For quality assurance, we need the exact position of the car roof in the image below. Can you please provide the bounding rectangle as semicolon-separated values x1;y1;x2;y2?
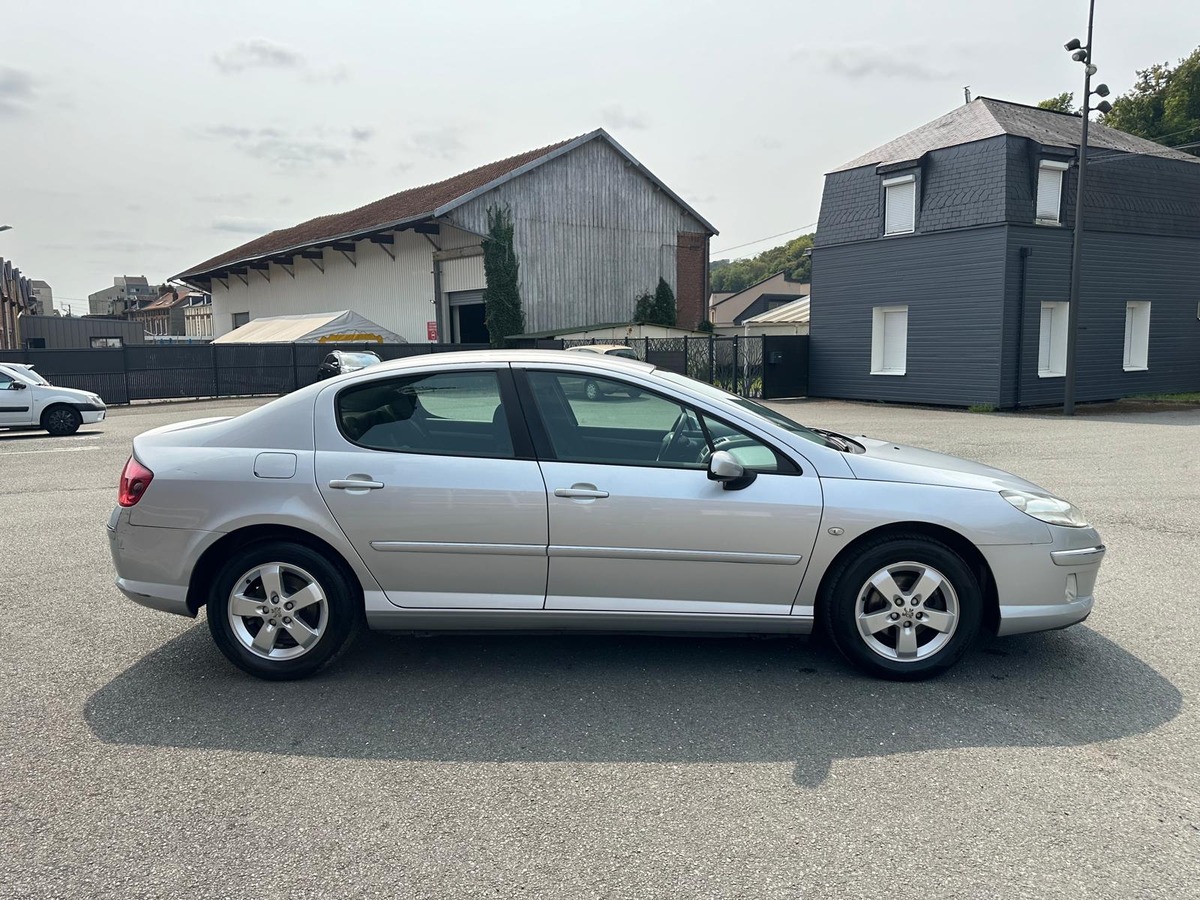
360;348;655;375
564;344;635;353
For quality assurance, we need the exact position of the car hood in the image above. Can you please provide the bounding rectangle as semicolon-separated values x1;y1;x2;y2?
44;384;101;403
843;436;1047;493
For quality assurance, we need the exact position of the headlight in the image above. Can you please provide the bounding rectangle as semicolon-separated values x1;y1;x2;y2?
89;394;104;406
1001;489;1089;528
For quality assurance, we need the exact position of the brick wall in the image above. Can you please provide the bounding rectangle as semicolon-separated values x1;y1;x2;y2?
675;231;708;329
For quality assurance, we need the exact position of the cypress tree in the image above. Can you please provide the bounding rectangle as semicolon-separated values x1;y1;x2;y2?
481;205;525;347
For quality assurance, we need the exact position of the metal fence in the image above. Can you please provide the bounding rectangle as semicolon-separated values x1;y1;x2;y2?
540;335;805;400
0;342;488;405
0;335;808;405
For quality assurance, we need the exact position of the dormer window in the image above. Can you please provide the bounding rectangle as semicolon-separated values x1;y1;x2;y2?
883;174;916;235
1036;160;1069;224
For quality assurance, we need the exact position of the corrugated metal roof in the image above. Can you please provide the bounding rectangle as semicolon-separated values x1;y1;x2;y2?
742;297;810;324
833;97;1200;172
177;130;717;282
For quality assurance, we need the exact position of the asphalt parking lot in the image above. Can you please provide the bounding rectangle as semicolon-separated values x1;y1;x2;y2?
2;396;1197;899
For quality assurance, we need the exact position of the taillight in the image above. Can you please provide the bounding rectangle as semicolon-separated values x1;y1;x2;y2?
118;456;154;507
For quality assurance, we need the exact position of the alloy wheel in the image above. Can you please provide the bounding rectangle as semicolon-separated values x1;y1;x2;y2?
854;560;960;662
227;562;329;660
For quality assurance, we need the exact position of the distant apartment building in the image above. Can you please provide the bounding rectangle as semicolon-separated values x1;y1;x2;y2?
29;280;53;316
127;288;212;336
87;275;162;317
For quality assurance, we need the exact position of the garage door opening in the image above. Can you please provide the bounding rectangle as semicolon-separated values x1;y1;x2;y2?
449;290;489;344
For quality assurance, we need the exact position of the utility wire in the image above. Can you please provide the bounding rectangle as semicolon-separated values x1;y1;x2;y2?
712;222;818;257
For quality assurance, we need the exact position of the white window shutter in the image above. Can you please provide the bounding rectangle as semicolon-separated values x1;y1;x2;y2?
871;306;908;374
884;179;916;235
1036;162;1067;223
882;310;907;371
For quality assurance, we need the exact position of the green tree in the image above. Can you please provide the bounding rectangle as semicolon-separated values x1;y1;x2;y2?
1101;47;1200;156
1038;92;1077;114
651;277;677;327
708;233;814;293
632;278;678;327
481;205;525;347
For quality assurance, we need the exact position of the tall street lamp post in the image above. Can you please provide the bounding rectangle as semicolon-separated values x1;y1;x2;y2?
1061;0;1113;415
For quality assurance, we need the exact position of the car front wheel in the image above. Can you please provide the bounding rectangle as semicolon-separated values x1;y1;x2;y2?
206;541;360;680
43;405;82;436
584;379;603;401
821;534;982;680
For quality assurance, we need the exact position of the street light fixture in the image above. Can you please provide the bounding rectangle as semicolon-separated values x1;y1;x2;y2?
1061;0;1109;416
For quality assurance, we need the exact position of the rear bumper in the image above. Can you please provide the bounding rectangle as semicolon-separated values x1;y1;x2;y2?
107;507;215;618
115;577;193;617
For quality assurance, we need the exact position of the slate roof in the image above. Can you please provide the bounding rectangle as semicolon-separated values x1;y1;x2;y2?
178;129;717;282
833;97;1200;172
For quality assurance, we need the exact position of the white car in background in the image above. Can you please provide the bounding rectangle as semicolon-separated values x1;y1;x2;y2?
563;344;642;400
0;363;106;436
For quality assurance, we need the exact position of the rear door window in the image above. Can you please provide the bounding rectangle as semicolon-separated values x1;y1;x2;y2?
337;370;514;458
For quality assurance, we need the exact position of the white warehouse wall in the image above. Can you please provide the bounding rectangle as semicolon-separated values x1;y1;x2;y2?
209;227;485;341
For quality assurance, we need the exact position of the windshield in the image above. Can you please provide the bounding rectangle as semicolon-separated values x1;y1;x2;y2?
2;366;49;386
606;348;638;359
655;370;828;446
338;352;380;368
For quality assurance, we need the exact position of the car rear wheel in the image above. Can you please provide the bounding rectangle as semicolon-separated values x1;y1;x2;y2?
584;379;603;401
43;405;82;436
821;535;982;680
206;541;360;680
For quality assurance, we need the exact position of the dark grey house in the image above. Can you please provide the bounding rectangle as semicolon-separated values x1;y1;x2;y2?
809;97;1200;407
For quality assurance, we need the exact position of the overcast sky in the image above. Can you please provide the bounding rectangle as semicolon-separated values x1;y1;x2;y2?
3;0;1198;309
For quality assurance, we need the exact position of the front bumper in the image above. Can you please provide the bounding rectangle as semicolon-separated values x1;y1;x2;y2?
983;530;1105;636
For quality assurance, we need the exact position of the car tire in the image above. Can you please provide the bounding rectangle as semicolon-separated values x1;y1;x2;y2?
584;379;603;401
206;541;362;680
42;405;82;436
820;534;982;680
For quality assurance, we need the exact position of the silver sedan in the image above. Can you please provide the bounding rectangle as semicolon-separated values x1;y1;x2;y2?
107;350;1104;681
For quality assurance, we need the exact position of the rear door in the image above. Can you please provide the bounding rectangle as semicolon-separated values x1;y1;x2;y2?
517;367;823;615
314;364;549;609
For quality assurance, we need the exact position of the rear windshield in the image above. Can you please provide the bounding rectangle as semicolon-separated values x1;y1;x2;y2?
3;366;48;386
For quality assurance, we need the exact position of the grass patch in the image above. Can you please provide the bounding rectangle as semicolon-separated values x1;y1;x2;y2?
967;403;997;413
1128;392;1200;403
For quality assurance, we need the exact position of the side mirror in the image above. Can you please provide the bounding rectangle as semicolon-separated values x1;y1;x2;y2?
707;450;757;491
11;381;27;390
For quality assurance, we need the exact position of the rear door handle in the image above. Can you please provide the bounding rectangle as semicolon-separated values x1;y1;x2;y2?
328;478;385;490
554;487;610;499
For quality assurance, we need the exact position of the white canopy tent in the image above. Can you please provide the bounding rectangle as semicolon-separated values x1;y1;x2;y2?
212;310;407;344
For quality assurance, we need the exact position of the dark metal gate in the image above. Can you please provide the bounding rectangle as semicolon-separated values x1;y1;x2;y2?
761;335;809;399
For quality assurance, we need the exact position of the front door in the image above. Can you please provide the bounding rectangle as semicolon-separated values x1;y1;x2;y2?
519;369;823;615
314;366;548;609
0;371;33;427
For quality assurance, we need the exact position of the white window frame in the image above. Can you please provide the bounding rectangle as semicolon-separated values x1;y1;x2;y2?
1036;160;1069;225
1038;301;1069;378
882;174;916;236
1123;301;1150;371
871;305;908;376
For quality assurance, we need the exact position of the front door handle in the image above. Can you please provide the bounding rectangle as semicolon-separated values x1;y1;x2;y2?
554;486;609;500
328;478;385;491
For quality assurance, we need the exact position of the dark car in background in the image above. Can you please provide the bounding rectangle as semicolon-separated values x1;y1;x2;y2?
316;350;382;381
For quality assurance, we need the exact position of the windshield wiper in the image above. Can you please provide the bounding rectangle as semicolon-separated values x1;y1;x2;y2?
812;428;860;453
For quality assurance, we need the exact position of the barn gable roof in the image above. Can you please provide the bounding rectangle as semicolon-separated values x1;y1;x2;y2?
177;129;716;282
